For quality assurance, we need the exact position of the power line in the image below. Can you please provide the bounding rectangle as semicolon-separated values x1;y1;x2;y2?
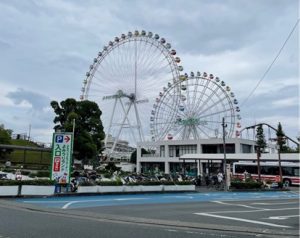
240;18;300;107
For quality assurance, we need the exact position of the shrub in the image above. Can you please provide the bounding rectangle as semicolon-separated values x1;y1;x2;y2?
78;180;95;186
230;180;263;189
175;181;193;185
20;180;55;186
0;180;20;186
2;168;15;173
103;172;111;178
0;179;55;186
21;170;31;176
138;181;162;186
97;181;123;186
126;182;140;186
36;171;50;177
161;181;175;185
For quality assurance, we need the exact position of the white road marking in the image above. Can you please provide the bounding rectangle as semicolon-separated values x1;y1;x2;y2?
114;198;150;201
162;196;194;199
204;207;298;214
267;215;300;220
194;213;291;228
252;202;299;205
23;200;74;203
213;201;266;210
62;198;149;209
166;229;178;232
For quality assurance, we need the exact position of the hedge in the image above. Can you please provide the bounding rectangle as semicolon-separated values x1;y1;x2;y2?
230;181;263;189
97;181;123;186
0;179;55;186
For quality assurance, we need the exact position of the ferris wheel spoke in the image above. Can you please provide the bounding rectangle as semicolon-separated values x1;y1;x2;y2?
191;78;211;113
196;94;229;118
193;83;220;115
192;125;201;139
196;124;214;138
198;108;233;120
171;125;185;139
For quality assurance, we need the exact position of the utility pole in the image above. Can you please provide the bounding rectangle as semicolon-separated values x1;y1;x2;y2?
222;117;228;191
28;124;31;141
72;118;76;135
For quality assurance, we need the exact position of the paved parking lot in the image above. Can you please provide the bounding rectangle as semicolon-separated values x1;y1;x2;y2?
14;190;299;237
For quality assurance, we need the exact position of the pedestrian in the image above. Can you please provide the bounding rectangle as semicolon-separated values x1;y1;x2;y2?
205;174;210;187
243;170;249;181
217;171;223;184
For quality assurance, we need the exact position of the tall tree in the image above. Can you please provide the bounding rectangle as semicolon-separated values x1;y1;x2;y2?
130;148;150;164
51;99;105;165
0;124;13;159
276;122;288;152
256;124;266;152
255;124;266;181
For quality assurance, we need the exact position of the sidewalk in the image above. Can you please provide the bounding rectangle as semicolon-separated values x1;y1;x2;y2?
195;185;300;193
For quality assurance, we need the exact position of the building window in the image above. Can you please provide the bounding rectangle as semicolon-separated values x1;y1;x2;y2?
160;145;165;157
169;145;197;157
241;144;252;153
202;145;218;153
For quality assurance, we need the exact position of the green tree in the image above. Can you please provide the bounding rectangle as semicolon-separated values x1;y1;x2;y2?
0;124;13;159
130;148;150;164
276;122;289;153
256;124;266;152
51;99;105;165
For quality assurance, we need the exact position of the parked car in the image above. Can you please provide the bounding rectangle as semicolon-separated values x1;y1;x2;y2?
0;173;8;180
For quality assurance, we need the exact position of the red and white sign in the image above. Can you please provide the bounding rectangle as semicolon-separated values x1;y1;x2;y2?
53;157;61;172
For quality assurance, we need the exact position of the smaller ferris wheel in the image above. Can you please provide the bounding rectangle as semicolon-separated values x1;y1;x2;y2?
150;71;242;141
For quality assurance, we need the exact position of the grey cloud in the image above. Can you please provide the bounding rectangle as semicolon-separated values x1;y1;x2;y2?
112;0;297;55
0;39;11;50
241;85;298;122
49;53;91;73
6;88;51;110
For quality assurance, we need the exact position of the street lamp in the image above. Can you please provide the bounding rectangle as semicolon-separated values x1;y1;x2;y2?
222;117;228;191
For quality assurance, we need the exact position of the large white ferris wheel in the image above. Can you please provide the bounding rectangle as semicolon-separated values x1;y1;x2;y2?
150;71;242;141
80;30;182;152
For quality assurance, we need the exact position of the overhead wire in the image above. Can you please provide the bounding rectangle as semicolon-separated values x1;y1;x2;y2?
240;18;300;107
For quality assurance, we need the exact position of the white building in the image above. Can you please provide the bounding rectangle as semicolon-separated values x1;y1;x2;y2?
101;134;136;162
105;134;135;153
136;138;298;176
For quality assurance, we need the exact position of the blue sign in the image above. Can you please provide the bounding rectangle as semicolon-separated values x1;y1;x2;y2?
55;135;64;143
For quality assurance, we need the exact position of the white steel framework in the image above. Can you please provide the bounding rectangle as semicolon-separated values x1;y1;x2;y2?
80;30;182;153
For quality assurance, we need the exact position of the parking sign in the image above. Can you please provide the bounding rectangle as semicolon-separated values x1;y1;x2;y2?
50;132;73;183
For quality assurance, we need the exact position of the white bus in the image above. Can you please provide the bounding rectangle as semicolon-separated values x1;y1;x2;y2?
232;162;300;186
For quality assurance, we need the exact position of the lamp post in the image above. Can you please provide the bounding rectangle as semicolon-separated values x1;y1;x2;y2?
222;117;228;191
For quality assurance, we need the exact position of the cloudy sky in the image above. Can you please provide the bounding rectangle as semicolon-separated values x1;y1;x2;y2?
0;0;298;145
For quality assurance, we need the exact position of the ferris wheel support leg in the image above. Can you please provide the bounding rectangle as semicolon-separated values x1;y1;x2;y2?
119;99;137;144
104;97;118;147
133;101;144;142
111;102;133;153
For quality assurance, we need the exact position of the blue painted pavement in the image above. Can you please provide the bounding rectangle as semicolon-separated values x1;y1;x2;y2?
15;191;299;209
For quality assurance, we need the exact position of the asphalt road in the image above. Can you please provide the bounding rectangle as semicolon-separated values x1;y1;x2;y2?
0;190;299;238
